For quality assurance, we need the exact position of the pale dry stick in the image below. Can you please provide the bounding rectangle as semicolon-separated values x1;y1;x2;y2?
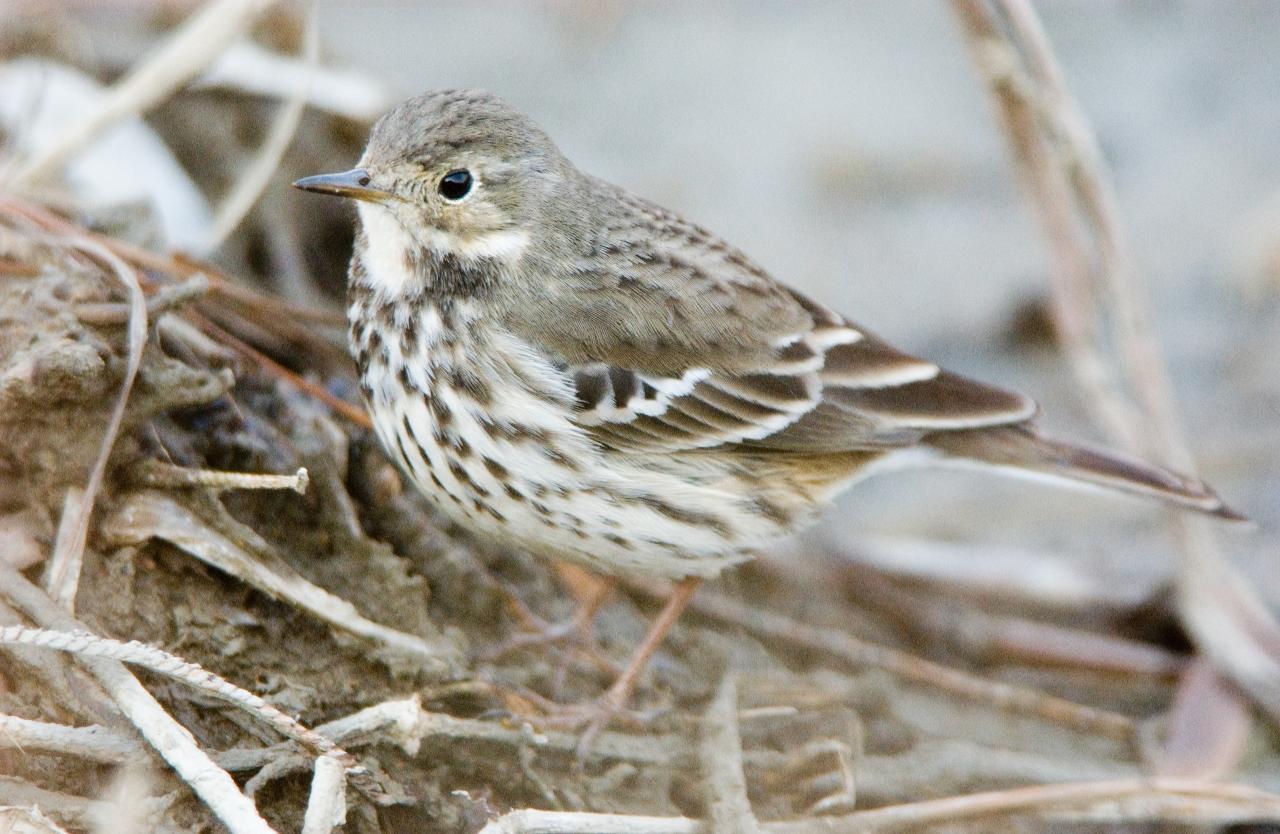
201;10;318;254
5;0;280;189
628;579;1137;741
300;755;348;834
952;0;1280;739
102;490;457;672
700;676;759;834
131;460;309;494
0;624;357;769
0;559;278;834
0;778;110;832
476;810;700;834
41;235;147;613
0;714;142;764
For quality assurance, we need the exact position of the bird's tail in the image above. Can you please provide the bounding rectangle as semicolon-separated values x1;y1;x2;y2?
925;425;1244;520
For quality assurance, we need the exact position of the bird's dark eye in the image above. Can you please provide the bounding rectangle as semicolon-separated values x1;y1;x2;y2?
438;169;473;201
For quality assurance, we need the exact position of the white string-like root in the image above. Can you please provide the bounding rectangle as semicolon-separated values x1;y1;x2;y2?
0;624;355;770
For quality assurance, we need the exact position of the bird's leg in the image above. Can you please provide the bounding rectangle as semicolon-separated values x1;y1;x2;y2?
539;576;704;754
596;576;702;713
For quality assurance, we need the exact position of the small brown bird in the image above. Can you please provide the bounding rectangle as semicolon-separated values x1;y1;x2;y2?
296;89;1236;729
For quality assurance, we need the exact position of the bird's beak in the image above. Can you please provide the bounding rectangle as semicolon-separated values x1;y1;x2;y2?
292;168;391;203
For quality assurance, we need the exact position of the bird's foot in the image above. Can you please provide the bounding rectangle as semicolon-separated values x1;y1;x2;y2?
534;685;655;760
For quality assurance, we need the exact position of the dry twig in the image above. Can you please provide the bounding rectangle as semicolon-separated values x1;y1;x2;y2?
0;714;141;764
474;776;1280;834
300;754;348;834
130;460;309;494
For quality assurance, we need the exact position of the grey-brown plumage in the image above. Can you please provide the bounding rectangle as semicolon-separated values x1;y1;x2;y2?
296;88;1237;585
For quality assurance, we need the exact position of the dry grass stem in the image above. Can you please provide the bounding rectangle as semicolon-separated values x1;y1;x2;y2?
766;778;1280;833
475;775;1280;834
41;234;147;614
45;488;85;612
632;579;1135;741
218;696;686;774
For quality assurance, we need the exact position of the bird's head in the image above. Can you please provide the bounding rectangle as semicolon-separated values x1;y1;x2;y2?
295;89;573;268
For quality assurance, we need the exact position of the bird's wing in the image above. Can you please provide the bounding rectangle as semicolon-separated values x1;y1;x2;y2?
503;181;1036;454
561;297;1037;453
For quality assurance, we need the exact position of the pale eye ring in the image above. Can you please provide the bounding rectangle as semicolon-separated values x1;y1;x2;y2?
438;169;473;201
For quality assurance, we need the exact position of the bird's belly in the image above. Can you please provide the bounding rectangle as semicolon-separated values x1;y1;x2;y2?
360;358;788;579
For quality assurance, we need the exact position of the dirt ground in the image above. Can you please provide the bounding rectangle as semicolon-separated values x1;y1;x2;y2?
0;4;1278;834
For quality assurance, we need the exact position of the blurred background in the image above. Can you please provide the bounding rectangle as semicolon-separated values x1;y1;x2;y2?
2;2;1278;828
